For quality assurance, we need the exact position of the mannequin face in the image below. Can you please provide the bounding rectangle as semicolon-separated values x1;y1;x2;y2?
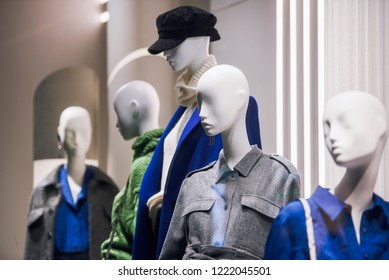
163;37;209;72
114;100;139;141
198;87;241;136
58;107;92;158
197;65;248;136
323;92;387;168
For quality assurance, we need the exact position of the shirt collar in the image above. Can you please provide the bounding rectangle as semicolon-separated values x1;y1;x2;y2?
310;186;348;221
216;150;234;182
234;145;262;177
59;165;93;207
312;186;389;223
371;193;389;224
216;145;262;182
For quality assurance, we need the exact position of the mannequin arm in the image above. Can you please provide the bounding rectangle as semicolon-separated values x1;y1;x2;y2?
100;188;133;259
264;201;309;260
101;156;149;259
147;191;164;235
283;173;301;203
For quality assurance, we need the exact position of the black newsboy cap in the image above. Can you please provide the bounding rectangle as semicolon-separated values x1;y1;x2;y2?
148;6;220;55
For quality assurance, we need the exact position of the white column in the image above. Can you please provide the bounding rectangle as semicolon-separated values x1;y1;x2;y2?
277;0;321;197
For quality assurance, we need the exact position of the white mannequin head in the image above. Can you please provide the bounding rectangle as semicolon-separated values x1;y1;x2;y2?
113;80;160;141
163;36;210;74
57;106;92;158
197;65;249;136
323;91;388;169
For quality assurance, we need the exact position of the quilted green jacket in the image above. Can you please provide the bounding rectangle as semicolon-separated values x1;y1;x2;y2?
101;128;164;259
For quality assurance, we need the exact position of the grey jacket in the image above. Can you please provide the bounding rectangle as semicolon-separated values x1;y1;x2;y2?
159;146;301;260
24;165;119;260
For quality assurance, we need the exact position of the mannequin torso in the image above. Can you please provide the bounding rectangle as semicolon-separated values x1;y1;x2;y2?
159;65;300;260
101;81;163;259
25;106;119;260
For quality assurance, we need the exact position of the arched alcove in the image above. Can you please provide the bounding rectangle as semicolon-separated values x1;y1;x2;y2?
33;66;100;185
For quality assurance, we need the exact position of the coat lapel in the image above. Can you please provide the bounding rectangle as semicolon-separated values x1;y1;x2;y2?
177;107;201;149
142;106;187;192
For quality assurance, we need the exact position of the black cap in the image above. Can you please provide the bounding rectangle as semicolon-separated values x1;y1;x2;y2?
148;6;220;55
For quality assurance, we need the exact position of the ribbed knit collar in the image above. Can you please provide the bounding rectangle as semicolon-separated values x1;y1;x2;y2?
175;55;217;107
132;128;164;160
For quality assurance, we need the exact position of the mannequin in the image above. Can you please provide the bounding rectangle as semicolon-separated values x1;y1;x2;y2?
57;107;91;201
25;106;118;260
265;91;389;260
159;65;300;260
326;92;387;243
146;36;216;228
100;81;163;259
133;6;262;260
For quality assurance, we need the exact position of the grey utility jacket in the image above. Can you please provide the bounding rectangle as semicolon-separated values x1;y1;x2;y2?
24;165;118;260
159;146;301;260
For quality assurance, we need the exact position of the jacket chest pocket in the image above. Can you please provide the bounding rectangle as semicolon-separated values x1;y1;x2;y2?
237;195;280;258
182;199;215;242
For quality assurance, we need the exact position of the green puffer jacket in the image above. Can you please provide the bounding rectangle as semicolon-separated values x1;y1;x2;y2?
101;128;164;259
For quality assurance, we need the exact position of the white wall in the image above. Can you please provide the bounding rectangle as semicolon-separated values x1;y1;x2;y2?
0;0;108;259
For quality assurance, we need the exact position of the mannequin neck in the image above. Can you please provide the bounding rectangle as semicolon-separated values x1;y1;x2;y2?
334;145;384;211
138;119;160;137
221;117;251;169
187;46;210;76
335;166;376;212
334;156;380;244
65;153;87;186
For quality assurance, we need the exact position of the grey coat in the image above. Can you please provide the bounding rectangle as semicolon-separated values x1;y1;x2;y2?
159;146;301;260
24;165;119;260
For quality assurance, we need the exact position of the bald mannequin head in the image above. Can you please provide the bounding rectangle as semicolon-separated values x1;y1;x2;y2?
323;91;388;169
58;106;92;158
197;65;249;136
114;80;160;140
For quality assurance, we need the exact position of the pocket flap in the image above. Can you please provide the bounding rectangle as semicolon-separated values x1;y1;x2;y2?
27;208;44;227
182;199;215;217
241;195;279;219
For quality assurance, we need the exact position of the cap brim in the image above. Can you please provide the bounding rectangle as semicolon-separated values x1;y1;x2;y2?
148;38;186;55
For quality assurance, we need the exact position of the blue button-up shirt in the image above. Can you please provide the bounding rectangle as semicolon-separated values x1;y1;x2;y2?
265;186;389;260
54;166;93;253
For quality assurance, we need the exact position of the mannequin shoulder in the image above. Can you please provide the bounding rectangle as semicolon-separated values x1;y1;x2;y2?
131;154;153;171
275;199;306;224
179;161;218;200
267;153;299;175
88;165;119;192
185;161;217;179
34;165;62;190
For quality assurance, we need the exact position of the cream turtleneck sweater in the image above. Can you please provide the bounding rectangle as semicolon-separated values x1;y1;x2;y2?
147;55;217;224
160;55;217;194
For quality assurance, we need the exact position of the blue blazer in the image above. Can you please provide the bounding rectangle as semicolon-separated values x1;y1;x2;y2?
132;96;262;259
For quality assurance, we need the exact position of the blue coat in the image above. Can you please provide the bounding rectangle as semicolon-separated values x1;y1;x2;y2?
132;96;262;259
